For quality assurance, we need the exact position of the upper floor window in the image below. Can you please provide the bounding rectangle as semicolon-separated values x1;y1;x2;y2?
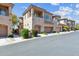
44;14;51;21
0;8;6;16
34;10;43;18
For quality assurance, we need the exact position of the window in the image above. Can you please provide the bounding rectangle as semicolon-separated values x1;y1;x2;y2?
44;14;51;21
0;8;6;16
34;11;43;18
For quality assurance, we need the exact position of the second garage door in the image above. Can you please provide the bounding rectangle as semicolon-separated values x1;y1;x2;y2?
34;25;41;33
0;24;8;37
44;27;53;33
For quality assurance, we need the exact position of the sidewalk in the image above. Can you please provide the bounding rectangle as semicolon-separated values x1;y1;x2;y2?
38;31;74;37
0;31;75;46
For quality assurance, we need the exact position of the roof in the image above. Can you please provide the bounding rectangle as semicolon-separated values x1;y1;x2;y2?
19;17;23;20
0;3;14;8
52;15;61;18
61;18;68;20
68;20;75;22
23;4;53;15
60;18;75;22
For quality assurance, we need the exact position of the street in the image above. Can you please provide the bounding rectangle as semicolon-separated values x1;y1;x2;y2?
0;31;79;56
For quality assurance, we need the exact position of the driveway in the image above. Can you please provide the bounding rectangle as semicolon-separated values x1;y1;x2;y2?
0;31;79;56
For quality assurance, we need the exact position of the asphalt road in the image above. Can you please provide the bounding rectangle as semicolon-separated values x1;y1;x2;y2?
0;31;79;56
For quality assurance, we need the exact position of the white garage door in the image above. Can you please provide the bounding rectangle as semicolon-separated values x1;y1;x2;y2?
0;24;8;37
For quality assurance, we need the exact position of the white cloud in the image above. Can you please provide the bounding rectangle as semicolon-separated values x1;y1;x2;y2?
53;5;79;23
74;10;79;16
51;3;60;6
75;19;79;23
76;4;79;8
59;7;73;12
53;6;73;16
21;6;27;10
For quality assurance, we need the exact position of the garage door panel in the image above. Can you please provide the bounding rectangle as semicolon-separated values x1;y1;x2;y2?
0;24;8;37
44;27;53;33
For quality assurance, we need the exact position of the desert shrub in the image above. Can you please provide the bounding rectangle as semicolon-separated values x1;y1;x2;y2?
20;28;29;39
8;34;14;38
32;30;38;37
40;32;47;35
52;31;56;33
63;25;70;31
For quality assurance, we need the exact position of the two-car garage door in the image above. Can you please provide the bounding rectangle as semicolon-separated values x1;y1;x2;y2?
0;24;8;37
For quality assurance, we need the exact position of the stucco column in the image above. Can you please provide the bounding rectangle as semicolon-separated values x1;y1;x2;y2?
41;11;44;32
53;18;57;31
31;8;34;30
31;8;34;17
8;7;12;35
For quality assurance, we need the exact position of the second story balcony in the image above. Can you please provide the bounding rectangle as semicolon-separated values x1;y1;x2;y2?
33;16;44;26
0;16;11;25
59;18;68;25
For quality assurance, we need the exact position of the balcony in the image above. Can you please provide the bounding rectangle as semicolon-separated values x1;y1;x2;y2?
0;16;11;25
33;16;44;26
59;20;67;25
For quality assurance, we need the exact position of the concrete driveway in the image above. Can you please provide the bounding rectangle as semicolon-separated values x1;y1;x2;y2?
0;31;79;56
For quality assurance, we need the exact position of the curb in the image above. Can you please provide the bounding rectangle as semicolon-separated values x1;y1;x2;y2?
0;31;74;46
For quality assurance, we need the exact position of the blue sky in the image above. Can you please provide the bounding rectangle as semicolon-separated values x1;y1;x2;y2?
12;3;79;23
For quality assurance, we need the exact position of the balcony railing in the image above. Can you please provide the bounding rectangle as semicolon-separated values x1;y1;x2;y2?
0;16;11;25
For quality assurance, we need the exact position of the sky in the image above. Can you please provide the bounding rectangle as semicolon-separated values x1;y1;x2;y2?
12;3;79;23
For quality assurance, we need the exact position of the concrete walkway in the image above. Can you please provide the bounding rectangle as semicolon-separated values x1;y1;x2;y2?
0;31;74;46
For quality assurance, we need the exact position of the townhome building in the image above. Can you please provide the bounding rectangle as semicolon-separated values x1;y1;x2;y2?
0;3;13;37
60;18;75;31
60;18;68;25
23;4;75;33
23;4;54;33
67;20;75;30
52;15;62;32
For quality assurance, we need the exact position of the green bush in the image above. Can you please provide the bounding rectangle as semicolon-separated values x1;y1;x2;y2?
75;24;79;30
52;31;56;33
32;30;38;37
40;32;47;35
8;34;14;38
63;25;70;31
20;28;29;39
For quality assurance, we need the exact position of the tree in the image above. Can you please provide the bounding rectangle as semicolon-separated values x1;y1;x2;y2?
11;14;19;34
12;14;18;25
75;24;79;30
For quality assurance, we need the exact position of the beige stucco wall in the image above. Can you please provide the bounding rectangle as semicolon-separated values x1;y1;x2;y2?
0;16;12;35
32;16;44;32
23;14;32;30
